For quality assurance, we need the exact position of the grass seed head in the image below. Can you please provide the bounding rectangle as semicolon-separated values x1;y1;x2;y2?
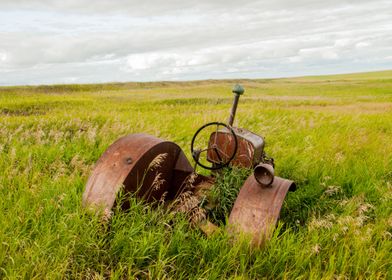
148;153;168;171
152;172;165;191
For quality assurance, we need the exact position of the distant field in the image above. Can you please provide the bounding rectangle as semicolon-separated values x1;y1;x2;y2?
0;71;391;279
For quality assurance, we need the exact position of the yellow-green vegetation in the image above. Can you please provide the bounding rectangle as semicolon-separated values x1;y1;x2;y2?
0;70;391;279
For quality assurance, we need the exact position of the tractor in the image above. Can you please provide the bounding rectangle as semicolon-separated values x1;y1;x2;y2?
82;85;296;246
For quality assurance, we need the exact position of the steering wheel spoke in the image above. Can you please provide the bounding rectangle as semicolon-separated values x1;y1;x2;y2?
215;146;230;159
213;147;224;163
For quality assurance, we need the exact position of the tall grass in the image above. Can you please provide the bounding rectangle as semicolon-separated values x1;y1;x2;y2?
0;71;391;279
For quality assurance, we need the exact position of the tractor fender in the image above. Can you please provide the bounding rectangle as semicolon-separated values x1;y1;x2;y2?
228;175;296;246
82;133;193;212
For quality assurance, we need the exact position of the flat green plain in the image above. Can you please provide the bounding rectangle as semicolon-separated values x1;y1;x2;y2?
0;70;391;279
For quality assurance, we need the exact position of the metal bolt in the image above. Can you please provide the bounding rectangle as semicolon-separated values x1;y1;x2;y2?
125;157;133;164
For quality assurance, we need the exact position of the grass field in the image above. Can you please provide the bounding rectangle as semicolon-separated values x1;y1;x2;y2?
0;70;391;279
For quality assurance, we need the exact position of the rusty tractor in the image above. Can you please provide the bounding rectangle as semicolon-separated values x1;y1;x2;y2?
82;84;296;246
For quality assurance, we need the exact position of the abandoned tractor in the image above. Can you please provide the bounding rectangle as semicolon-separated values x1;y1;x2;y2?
82;85;296;246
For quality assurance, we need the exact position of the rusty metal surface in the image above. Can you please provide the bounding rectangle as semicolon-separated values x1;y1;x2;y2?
228;93;240;126
228;175;296;246
207;130;236;165
82;133;193;211
232;127;264;167
207;128;264;168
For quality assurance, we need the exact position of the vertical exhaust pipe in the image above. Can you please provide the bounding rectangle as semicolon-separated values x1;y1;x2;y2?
228;84;244;126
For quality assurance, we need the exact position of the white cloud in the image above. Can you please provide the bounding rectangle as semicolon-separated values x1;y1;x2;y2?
288;56;302;63
356;42;371;49
0;51;7;62
0;0;391;85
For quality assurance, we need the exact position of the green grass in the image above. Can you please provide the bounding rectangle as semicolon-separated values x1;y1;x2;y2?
0;70;391;279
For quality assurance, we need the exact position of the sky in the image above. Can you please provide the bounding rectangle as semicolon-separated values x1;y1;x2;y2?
0;0;391;86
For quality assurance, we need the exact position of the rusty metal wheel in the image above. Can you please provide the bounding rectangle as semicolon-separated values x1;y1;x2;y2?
83;134;193;212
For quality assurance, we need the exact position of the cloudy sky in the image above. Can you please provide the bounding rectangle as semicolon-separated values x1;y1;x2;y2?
0;0;391;85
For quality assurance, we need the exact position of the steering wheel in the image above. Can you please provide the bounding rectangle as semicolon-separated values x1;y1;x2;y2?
191;122;238;170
